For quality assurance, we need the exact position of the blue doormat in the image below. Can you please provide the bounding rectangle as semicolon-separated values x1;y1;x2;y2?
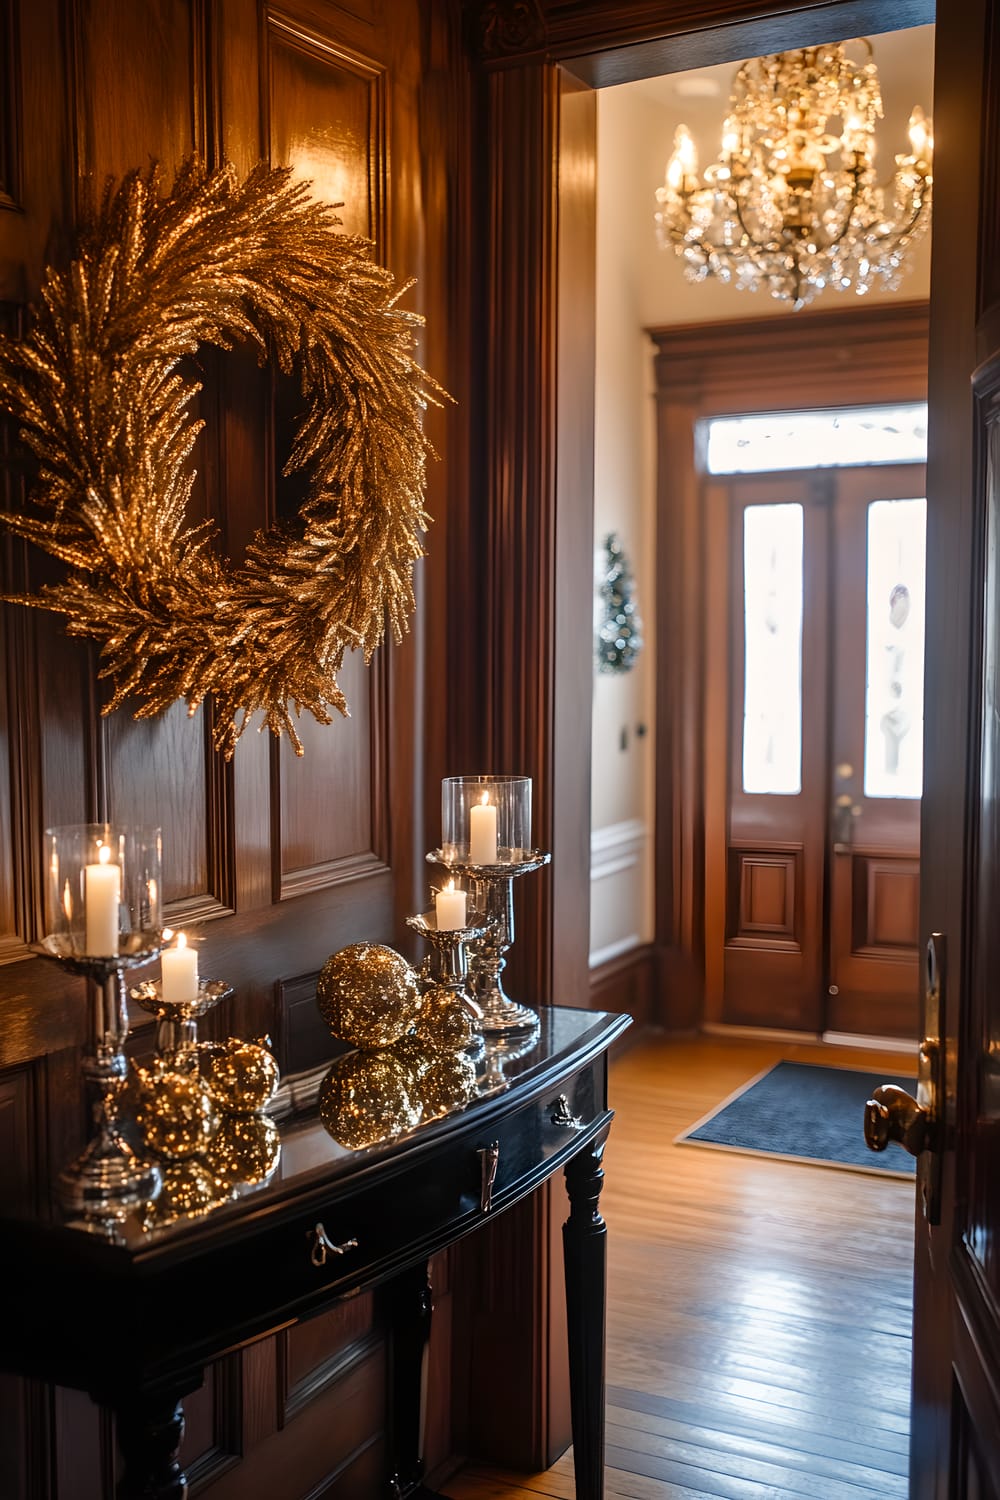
677;1060;917;1178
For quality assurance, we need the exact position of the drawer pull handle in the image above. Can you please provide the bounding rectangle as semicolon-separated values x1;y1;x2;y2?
550;1094;583;1129
479;1142;500;1213
309;1223;358;1268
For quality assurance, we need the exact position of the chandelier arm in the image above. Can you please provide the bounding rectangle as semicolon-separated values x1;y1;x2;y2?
856;185;931;250
821;164;865;251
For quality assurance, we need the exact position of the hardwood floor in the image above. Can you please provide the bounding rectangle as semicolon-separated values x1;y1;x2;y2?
448;1032;917;1500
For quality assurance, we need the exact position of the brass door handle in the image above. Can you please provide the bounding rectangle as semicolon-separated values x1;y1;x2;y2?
864;1084;931;1157
861;933;946;1223
832;794;862;853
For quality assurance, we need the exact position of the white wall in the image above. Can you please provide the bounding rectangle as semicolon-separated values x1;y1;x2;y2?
588;28;934;967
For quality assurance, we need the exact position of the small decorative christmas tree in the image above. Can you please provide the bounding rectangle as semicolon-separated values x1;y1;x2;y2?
596;533;643;674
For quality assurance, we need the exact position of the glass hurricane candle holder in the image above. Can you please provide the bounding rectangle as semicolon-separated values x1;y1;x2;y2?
36;824;165;1235
43;823;163;959
441;775;532;864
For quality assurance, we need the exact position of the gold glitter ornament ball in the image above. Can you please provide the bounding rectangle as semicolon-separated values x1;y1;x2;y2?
414;987;478;1055
205;1113;281;1189
136;1070;219;1159
318;1048;419;1150
393;1033;431;1082
316;944;422;1048
142;1160;221;1229
415;1050;479;1118
208;1038;280;1113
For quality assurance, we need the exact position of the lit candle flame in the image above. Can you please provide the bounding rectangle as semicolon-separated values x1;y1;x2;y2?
479;791;490;806
97;844;111;867
175;931;187;951
666;124;697;191
445;877;455;894
908;106;931;159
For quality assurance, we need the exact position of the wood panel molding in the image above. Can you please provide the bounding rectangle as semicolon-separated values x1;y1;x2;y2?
181;1359;242;1492
852;854;920;954
951;1243;1000;1492
0;1063;36;1212
0;542;39;964
283;1321;381;1424
728;847;799;947
979;3;1000;323
0;0;22;212
588;942;657;1031
478;59;556;1007
68;0;212;190
649;301;930;409
471;0;545;61
275;655;391;903
468;0;935;81
263;5;387;251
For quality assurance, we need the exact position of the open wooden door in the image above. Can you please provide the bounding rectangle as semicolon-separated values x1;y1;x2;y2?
871;1;1000;1493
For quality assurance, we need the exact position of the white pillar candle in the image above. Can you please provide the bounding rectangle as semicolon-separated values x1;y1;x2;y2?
84;845;121;955
469;792;498;864
435;878;467;931
161;932;199;1005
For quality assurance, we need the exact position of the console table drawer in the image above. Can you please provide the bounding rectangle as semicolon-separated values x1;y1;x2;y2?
260;1059;604;1313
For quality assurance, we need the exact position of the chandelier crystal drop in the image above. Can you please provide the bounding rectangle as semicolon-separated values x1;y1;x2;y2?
654;40;933;310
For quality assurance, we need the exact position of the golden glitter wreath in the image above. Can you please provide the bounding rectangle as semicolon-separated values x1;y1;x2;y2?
0;158;441;756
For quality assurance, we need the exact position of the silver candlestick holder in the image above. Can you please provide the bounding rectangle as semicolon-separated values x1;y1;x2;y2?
35;938;165;1233
129;977;234;1073
405;909;488;1036
426;850;551;1033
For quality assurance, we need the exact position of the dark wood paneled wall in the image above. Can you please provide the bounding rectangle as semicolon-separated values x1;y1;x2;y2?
0;0;471;1492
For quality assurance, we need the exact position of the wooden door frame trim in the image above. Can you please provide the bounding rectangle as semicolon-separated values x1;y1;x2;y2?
647;300;929;1027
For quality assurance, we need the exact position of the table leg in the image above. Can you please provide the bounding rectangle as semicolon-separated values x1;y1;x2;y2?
385;1258;434;1499
563;1128;611;1500
115;1390;189;1499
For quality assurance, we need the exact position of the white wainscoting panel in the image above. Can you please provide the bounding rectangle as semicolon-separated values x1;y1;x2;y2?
589;818;650;968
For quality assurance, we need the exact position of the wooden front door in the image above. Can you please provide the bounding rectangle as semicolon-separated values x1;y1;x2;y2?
717;459;925;1038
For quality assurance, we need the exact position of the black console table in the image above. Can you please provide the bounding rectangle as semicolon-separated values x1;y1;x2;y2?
1;1006;630;1499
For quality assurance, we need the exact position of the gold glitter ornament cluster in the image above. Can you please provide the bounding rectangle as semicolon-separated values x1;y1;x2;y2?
0;157;442;757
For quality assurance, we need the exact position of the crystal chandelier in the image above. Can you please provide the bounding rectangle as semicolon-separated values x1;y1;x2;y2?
654;40;933;309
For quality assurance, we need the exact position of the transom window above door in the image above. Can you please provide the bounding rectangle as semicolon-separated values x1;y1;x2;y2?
703;402;928;474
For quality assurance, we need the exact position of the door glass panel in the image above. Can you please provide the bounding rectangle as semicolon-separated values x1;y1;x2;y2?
742;503;803;795
864;497;926;799
706;403;928;474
